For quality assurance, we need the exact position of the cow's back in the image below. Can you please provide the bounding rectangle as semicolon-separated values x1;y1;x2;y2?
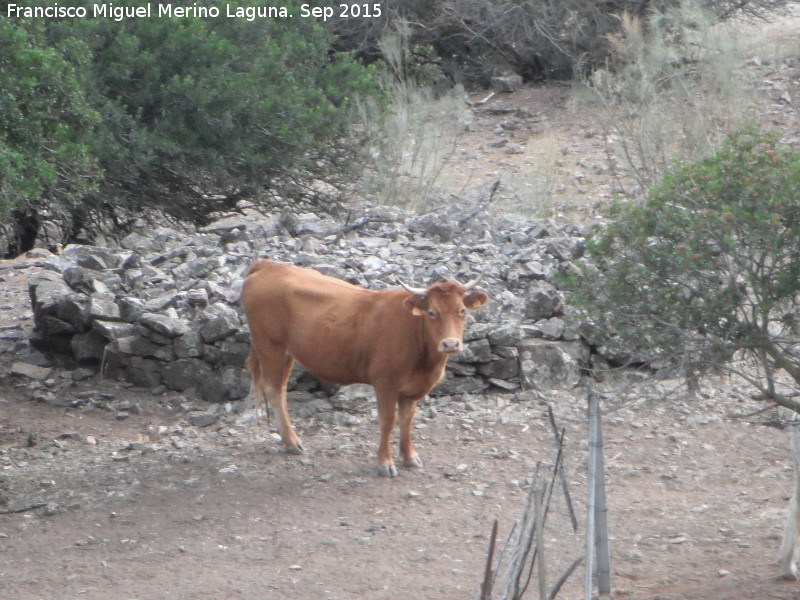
241;260;399;384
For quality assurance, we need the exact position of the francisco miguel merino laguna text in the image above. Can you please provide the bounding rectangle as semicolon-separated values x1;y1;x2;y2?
4;3;363;21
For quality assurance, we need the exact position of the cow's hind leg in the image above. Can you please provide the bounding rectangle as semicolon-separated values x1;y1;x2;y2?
247;344;303;454
398;397;423;469
245;354;270;429
375;388;398;477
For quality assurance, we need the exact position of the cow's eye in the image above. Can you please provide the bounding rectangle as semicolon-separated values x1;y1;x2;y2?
459;308;467;318
427;309;438;319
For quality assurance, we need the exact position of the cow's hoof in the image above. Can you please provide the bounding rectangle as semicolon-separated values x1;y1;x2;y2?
286;442;304;455
378;465;398;478
404;457;423;469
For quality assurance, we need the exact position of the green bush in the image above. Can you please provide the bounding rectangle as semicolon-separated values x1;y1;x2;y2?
2;0;380;253
567;127;800;411
0;17;99;253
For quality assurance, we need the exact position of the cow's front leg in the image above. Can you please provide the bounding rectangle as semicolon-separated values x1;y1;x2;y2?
260;351;303;454
398;397;422;469
267;383;304;454
375;390;398;477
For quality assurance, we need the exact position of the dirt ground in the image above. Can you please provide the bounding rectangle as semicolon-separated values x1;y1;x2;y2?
4;14;800;598
3;217;800;600
1;274;798;600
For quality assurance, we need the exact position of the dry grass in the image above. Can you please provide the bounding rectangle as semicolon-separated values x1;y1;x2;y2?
573;0;768;196
352;24;472;211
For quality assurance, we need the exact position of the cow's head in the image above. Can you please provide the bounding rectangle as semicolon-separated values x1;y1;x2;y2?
401;276;489;354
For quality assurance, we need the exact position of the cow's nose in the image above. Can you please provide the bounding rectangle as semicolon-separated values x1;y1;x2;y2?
439;338;462;354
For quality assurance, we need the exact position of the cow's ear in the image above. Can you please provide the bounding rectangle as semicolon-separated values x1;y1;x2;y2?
464;290;489;310
403;295;428;316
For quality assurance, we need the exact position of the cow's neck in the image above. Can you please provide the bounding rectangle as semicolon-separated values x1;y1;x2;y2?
414;323;449;374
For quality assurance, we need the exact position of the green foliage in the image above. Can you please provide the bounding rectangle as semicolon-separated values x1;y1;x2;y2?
567;127;800;410
0;18;99;233
65;0;378;222
1;1;380;252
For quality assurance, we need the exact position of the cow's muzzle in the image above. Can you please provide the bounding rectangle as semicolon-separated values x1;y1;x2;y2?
439;338;462;354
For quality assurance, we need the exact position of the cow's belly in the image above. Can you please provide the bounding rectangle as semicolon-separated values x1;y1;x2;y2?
288;346;371;387
286;339;447;399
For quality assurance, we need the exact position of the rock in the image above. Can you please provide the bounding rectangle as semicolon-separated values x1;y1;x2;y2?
534;317;565;340
488;378;520;391
455;339;493;363
216;341;249;367
408;213;455;242
433;375;489;396
544;236;585;261
198;305;240;343
139;312;190;338
488;323;523;346
28;271;88;332
61;244;123;269
62;266;103;294
71;367;97;381
174;331;204;358
185;288;209;308
517;339;587;390
524;282;562;320
125;357;163;388
162;358;226;402
71;330;108;362
478;357;520;380
221;367;251;400
109;336;174;361
189;410;219;427
162;358;214;392
118;297;145;322
330;384;372;411
92;320;141;341
10;362;52;381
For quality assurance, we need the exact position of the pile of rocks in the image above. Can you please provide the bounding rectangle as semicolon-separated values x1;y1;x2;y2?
26;203;590;404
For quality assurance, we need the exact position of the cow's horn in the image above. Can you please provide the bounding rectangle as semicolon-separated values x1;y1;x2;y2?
462;273;483;291
398;280;427;296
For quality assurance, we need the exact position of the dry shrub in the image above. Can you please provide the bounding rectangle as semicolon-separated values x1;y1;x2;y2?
329;0;792;86
353;23;472;210
578;0;767;195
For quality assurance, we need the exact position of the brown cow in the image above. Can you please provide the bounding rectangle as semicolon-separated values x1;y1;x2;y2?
241;259;489;477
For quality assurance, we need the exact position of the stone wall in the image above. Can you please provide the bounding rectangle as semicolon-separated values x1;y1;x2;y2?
27;204;590;403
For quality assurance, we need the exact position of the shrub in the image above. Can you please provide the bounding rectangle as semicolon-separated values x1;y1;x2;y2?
566;127;800;412
578;0;763;196
2;0;381;253
330;0;791;86
0;18;99;254
352;23;472;210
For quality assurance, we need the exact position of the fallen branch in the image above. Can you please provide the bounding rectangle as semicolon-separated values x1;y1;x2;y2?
548;556;584;600
0;261;47;272
469;91;496;107
0;502;47;515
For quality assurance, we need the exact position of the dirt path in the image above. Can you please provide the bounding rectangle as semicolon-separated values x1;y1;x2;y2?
1;365;797;600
